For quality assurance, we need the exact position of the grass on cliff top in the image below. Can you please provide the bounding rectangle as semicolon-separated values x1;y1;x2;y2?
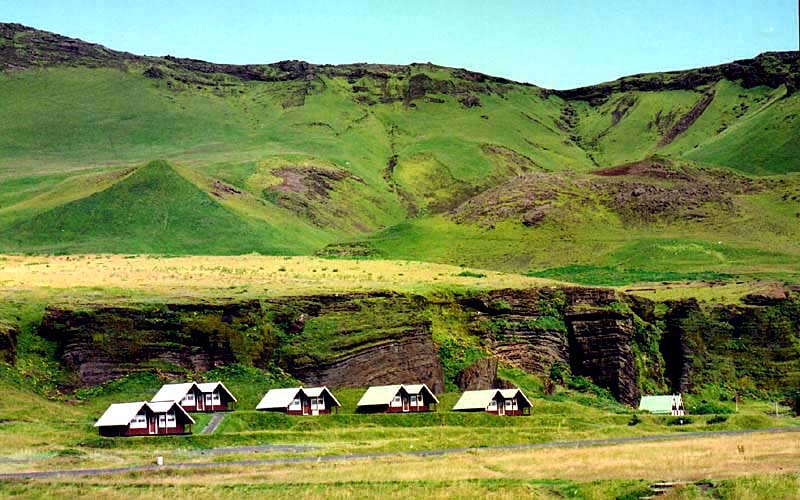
0;254;559;302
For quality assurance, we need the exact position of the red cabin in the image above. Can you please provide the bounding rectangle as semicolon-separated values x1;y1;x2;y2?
151;381;237;412
94;401;194;437
452;388;532;416
356;384;439;414
256;386;341;415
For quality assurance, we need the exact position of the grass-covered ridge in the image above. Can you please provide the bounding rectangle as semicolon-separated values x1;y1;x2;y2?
1;24;799;280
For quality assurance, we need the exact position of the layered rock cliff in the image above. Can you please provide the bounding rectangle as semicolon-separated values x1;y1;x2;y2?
19;286;800;405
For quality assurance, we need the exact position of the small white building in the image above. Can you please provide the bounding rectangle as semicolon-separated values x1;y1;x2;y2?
94;401;194;437
151;381;237;412
638;394;686;416
256;386;341;415
356;384;439;413
452;388;532;416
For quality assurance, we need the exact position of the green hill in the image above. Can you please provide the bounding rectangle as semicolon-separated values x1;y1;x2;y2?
0;160;327;254
0;23;799;282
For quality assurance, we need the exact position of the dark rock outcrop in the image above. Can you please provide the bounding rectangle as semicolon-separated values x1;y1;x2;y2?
552;51;799;104
566;308;640;406
455;358;503;390
275;293;445;392
37;302;269;385
0;322;17;364
297;330;445;393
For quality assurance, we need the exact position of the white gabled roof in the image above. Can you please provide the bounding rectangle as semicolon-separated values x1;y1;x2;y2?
197;381;237;402
303;386;342;407
404;384;439;403
94;401;195;427
151;382;197;403
357;385;403;406
94;401;148;427
256;387;302;410
452;390;499;411
499;388;532;407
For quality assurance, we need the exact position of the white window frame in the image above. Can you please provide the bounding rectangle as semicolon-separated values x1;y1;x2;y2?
130;413;147;429
487;401;497;411
182;393;195;404
212;391;221;403
504;399;513;410
166;411;177;428
391;395;402;407
158;414;167;428
290;398;301;410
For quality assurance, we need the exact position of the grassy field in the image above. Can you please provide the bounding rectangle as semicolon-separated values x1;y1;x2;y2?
1;430;798;499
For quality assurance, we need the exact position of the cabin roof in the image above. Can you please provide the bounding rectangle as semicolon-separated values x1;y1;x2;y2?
151;382;198;403
403;384;439;403
256;387;302;410
639;394;683;413
196;381;237;402
452;388;530;411
94;401;195;427
256;386;343;410
500;388;532;407
151;381;237;403
302;386;342;407
357;385;403;406
452;389;500;410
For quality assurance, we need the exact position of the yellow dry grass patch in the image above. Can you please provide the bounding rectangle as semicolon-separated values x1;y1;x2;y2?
28;430;800;486
624;280;783;304
0;254;559;300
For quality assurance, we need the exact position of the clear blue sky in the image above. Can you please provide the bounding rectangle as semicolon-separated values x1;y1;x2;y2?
2;0;797;89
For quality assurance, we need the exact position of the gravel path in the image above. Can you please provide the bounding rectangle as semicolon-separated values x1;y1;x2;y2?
1;426;798;480
199;413;227;435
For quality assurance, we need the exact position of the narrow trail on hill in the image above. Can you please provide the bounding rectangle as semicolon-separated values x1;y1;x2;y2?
1;426;798;480
200;413;227;435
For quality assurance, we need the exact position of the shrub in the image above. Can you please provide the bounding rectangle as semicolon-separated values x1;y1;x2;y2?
628;413;642;426
667;416;693;426
457;270;486;278
691;401;734;415
707;415;728;425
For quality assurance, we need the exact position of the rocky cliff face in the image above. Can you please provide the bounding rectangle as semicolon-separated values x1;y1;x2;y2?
24;286;800;405
0;321;17;364
37;301;269;385
271;293;445;392
661;295;800;394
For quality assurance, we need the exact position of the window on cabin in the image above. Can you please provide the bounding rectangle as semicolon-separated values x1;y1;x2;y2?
130;413;147;429
182;393;194;403
410;395;417;406
290;398;301;409
392;395;402;407
504;400;513;410
487;401;497;410
166;411;176;428
212;392;220;402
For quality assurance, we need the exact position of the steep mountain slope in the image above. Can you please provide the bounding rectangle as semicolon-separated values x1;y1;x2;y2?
0;23;799;279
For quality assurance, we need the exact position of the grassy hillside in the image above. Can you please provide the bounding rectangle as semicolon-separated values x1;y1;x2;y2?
0;24;799;282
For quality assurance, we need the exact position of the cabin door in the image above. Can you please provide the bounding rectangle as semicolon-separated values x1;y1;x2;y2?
197;394;204;411
148;415;158;435
303;398;310;416
402;396;410;412
498;401;505;416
